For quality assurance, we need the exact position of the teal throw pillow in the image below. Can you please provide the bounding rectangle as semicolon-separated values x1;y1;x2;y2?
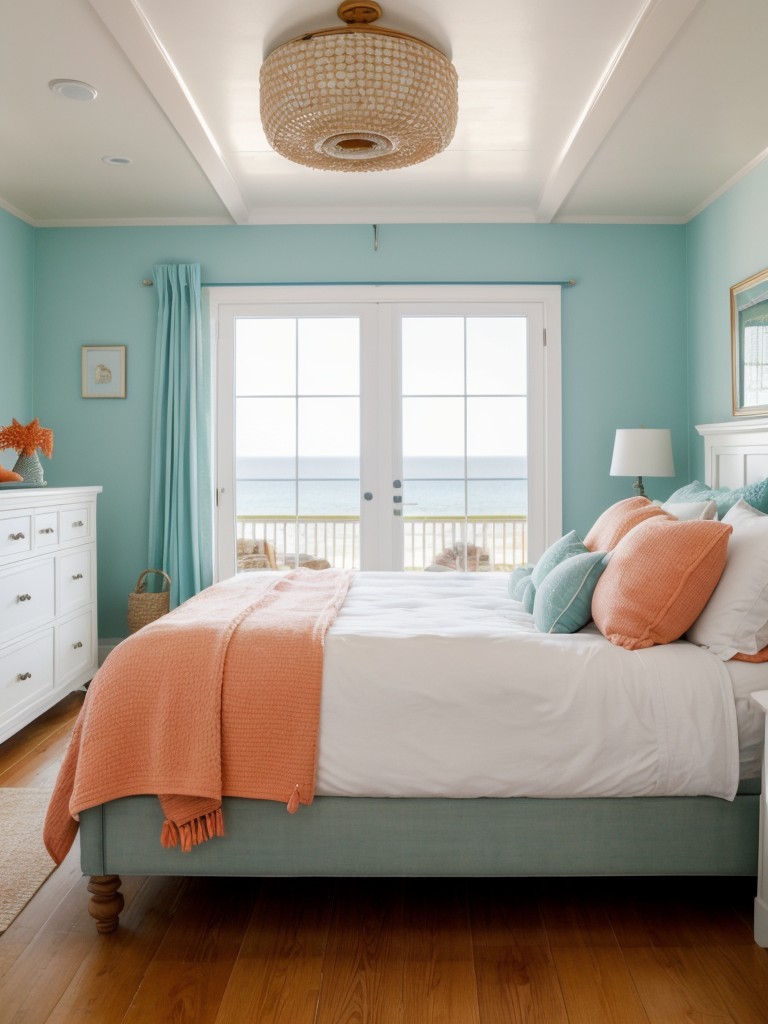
508;565;533;599
665;480;710;504
521;576;536;613
533;551;610;634
531;530;589;588
666;478;768;519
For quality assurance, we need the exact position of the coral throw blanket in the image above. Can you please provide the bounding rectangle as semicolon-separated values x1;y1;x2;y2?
44;569;352;865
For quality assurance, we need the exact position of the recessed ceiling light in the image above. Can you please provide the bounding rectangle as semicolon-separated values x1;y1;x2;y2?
49;79;98;102
101;156;133;166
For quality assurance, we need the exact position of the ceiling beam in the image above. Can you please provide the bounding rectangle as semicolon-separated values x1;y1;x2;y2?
86;0;250;225
535;0;704;223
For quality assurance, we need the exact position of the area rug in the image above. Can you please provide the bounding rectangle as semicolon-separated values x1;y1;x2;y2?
0;788;55;933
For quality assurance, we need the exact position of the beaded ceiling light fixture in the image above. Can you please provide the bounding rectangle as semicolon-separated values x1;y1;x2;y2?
259;1;458;172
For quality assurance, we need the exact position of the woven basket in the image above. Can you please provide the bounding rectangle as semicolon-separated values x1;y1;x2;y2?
127;569;171;634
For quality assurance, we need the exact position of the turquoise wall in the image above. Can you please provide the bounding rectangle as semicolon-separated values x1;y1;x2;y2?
4;152;766;639
0;208;35;471
0;220;688;637
686;159;768;479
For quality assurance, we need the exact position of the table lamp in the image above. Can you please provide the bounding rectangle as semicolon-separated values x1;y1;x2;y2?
610;428;674;497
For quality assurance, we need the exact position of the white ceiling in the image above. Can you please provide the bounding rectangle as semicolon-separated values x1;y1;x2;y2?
3;0;767;227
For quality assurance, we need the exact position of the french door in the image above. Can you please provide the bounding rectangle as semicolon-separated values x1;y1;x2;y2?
213;286;561;578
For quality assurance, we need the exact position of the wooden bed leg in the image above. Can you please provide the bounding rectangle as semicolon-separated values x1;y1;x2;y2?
87;875;124;934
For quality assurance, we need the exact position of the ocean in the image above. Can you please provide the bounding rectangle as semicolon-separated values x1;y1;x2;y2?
236;456;528;517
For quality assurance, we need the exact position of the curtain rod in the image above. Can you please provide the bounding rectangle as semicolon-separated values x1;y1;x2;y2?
141;278;577;288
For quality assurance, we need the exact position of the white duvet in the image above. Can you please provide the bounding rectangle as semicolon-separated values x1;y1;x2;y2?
311;572;741;801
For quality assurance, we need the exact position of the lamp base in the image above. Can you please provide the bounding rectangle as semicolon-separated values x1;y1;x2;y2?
632;476;646;498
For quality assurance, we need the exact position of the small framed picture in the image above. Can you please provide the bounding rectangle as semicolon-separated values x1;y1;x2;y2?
82;345;126;399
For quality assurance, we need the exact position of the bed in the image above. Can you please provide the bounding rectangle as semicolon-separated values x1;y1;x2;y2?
49;420;768;942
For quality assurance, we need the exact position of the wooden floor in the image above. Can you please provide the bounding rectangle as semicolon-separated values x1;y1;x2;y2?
3;697;768;1024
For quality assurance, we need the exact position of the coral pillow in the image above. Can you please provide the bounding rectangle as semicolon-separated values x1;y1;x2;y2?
732;649;768;663
591;518;732;650
584;497;670;552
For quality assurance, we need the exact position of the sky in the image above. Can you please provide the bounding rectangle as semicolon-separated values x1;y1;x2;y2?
235;314;528;463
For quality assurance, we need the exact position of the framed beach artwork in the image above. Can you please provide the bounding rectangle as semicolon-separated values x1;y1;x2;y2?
82;345;126;399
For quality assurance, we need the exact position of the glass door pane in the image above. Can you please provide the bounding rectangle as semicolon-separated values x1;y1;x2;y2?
400;314;528;572
234;316;361;572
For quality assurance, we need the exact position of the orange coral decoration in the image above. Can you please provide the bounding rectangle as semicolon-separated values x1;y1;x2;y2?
0;418;54;459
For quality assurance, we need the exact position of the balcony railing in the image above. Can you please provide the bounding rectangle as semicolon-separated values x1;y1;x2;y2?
236;515;527;572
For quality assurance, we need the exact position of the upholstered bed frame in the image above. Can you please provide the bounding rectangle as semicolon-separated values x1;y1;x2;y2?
78;420;768;940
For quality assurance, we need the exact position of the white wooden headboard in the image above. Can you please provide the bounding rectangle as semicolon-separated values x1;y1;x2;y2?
697;419;768;488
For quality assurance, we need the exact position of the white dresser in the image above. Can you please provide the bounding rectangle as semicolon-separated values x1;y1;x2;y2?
0;486;101;744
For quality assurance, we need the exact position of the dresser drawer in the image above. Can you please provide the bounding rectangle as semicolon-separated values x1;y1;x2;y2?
58;548;94;615
0;629;54;718
0;559;55;642
35;511;59;549
0;487;100;744
0;512;33;560
60;506;91;545
57;610;94;686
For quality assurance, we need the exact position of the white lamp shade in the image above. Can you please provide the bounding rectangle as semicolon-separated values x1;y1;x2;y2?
610;428;675;478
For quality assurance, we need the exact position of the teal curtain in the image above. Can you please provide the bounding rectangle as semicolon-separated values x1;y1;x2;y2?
148;263;212;607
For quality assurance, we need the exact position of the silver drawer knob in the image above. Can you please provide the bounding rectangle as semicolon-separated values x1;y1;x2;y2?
9;532;25;540
72;641;83;650
17;593;32;602
72;520;84;528
39;527;54;534
72;573;84;580
17;672;32;681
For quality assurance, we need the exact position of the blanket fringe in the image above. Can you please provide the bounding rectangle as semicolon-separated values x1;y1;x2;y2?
160;809;224;851
287;784;300;814
160;819;179;848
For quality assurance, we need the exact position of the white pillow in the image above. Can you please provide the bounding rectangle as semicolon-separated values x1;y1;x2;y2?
654;499;718;521
687;498;768;658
